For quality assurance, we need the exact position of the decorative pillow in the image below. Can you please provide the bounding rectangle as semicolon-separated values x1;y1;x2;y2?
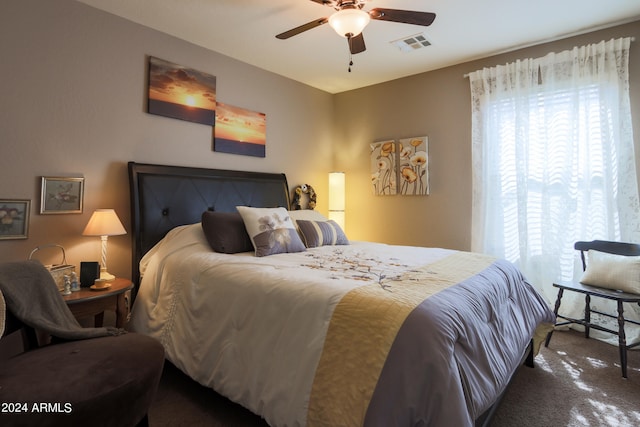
580;250;640;294
201;211;254;254
236;206;306;257
297;219;349;248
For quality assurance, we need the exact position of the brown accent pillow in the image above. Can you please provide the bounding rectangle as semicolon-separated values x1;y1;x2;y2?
201;211;254;254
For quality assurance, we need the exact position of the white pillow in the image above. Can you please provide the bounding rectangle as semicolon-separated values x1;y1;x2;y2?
288;210;329;223
236;206;306;257
580;250;640;294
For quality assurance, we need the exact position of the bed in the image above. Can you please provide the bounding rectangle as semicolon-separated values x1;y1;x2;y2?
127;161;555;427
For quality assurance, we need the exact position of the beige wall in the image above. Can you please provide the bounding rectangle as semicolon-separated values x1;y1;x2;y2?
0;0;334;277
1;0;639;279
334;20;640;251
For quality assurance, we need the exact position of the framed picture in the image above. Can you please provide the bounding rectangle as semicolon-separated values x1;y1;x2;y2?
0;199;30;240
40;177;84;214
148;56;217;126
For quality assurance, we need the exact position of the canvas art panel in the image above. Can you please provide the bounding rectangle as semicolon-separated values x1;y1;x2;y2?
214;102;266;158
398;136;429;195
148;56;217;126
371;137;429;196
370;140;398;195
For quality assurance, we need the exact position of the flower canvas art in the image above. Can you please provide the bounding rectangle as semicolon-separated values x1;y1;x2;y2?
371;137;429;196
398;136;429;195
370;140;398;195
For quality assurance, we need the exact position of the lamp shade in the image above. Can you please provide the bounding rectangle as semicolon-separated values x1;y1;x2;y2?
82;209;126;236
328;9;370;38
329;172;345;211
329;172;345;230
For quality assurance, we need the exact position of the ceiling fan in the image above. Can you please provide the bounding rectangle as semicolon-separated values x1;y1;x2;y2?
276;0;436;57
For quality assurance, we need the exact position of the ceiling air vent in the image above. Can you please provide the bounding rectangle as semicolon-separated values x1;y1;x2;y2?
390;33;431;52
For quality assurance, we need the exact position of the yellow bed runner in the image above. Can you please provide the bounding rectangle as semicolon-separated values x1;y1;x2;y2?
307;251;497;427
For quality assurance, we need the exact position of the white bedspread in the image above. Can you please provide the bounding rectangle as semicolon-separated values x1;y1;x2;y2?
130;223;454;426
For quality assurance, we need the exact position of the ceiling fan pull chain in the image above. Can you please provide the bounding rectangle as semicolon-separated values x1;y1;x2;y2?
347;35;353;72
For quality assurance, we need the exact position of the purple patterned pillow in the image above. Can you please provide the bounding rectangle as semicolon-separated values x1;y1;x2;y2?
296;219;349;248
236;206;306;257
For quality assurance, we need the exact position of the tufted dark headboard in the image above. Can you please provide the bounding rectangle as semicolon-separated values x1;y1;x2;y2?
128;162;290;287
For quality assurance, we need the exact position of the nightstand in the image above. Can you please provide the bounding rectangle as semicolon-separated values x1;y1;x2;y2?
63;277;133;328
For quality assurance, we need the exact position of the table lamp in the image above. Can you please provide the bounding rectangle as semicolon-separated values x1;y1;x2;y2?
82;209;126;281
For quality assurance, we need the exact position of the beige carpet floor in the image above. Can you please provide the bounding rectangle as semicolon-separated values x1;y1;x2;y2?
149;329;640;426
491;329;640;427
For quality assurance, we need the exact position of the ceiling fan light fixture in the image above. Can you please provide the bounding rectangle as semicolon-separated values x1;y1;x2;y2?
328;9;370;38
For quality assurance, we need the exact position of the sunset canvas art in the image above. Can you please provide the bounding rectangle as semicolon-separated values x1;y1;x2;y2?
147;57;216;125
214;103;266;158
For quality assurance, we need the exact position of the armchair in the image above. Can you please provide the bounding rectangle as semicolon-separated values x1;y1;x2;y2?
0;260;164;427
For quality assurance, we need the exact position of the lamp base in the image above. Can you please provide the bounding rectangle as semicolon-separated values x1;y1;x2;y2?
100;270;116;282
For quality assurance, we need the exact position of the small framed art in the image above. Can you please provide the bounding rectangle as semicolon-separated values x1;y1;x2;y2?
0;199;30;240
40;177;84;214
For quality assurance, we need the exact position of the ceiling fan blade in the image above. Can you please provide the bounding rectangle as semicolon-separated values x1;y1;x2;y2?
348;33;366;54
276;18;328;39
369;8;436;26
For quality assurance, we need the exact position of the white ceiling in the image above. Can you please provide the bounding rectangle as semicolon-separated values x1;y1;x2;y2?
77;0;640;94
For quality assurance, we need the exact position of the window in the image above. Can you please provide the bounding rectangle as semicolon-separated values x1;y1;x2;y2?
488;84;616;278
469;38;640;345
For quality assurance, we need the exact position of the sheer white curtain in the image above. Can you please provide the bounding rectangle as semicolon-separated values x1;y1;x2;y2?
469;37;640;345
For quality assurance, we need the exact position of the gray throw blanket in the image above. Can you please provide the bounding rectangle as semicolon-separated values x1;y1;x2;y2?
0;260;125;341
